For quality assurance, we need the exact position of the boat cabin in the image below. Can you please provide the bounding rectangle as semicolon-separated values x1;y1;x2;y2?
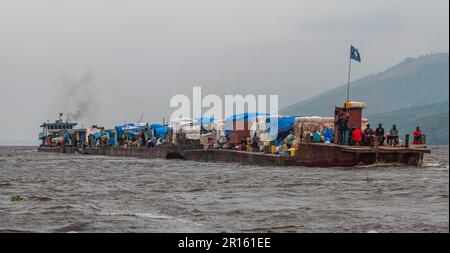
39;118;78;146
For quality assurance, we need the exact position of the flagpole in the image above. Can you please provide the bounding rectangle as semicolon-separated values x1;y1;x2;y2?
346;52;352;103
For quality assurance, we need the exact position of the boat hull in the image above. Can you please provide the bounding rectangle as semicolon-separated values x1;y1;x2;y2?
37;143;429;167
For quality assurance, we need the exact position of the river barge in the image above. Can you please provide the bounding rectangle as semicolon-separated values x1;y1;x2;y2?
37;143;430;167
37;103;431;168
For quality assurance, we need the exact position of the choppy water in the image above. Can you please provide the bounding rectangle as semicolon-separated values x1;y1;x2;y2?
0;146;448;233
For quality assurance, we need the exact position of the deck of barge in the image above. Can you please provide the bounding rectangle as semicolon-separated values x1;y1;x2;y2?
322;143;430;153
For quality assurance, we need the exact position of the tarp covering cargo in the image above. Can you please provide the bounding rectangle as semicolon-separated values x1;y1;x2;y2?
194;117;215;125
295;117;335;134
250;115;295;142
209;119;226;139
150;124;172;138
86;127;102;139
225;113;270;135
105;129;116;146
170;118;201;140
115;123;142;136
115;123;155;141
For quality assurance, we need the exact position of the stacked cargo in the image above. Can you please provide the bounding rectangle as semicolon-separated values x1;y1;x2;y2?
295;116;369;142
228;120;251;144
170;118;201;140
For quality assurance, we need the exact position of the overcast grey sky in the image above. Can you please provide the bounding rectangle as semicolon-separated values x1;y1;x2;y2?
0;0;448;142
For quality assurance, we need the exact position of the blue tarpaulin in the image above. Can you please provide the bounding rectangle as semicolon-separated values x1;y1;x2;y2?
264;116;295;134
150;123;163;129
194;117;215;125
115;123;135;136
92;132;101;139
225;113;270;135
224;113;295;141
115;123;147;136
150;124;172;138
105;130;116;145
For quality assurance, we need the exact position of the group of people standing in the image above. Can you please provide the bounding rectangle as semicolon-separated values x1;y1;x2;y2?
351;123;400;146
336;113;424;146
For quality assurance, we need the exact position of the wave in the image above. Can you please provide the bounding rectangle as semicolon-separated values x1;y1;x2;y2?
100;212;172;219
422;162;449;169
98;211;205;228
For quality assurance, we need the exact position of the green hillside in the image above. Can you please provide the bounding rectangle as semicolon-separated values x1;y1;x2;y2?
367;102;449;145
282;53;449;116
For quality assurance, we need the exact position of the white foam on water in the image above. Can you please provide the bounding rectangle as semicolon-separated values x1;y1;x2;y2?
100;211;205;228
102;212;171;219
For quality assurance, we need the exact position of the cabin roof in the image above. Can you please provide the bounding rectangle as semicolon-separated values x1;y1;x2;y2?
40;122;78;127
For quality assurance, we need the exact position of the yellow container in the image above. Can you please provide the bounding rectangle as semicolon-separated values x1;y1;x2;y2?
290;148;296;157
344;101;351;108
271;145;276;154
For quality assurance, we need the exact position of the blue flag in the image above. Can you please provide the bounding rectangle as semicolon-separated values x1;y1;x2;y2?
350;45;361;62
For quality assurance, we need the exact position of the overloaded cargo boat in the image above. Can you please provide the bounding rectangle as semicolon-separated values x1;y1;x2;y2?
38;141;429;167
37;103;431;167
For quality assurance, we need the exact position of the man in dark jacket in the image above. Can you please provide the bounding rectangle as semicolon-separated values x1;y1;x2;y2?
336;112;348;144
375;123;385;145
251;132;259;152
363;124;374;146
341;115;350;145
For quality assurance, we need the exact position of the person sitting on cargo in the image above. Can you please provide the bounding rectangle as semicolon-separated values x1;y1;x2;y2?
387;124;399;146
312;129;321;143
90;135;95;147
322;126;333;143
58;137;63;147
375;123;385;145
284;131;296;147
204;137;214;150
363;124;374;146
101;133;109;147
351;125;362;146
413;126;423;145
281;141;289;155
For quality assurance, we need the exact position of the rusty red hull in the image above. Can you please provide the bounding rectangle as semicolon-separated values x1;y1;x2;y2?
182;144;428;167
38;143;430;167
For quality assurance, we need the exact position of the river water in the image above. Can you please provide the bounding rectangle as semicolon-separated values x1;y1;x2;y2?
0;146;448;233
